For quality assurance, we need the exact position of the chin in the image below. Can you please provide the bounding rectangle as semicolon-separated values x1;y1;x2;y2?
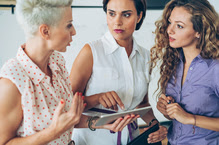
59;48;67;52
169;44;179;49
62;49;67;52
113;35;126;41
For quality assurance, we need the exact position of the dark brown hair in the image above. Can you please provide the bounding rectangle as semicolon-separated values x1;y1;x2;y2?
102;0;147;30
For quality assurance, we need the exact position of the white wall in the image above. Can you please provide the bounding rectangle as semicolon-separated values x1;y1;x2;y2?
0;0;218;124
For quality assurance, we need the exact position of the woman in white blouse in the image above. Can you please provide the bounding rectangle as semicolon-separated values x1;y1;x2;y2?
0;0;135;144
70;0;168;144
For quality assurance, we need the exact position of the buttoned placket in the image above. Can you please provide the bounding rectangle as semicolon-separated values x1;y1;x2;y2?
176;57;198;141
120;47;134;110
117;46;134;143
174;59;184;142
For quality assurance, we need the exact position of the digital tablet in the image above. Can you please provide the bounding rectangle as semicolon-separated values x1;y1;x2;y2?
94;106;152;126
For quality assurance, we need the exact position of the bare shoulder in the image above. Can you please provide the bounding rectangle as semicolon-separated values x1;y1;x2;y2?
71;43;93;72
79;43;93;59
0;78;22;144
70;44;93;92
0;78;21;109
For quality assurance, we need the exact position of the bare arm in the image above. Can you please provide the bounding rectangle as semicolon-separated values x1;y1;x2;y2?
70;44;98;109
0;78;55;145
158;94;219;131
195;116;219;132
0;78;85;145
69;44;124;110
166;103;219;131
70;44;137;131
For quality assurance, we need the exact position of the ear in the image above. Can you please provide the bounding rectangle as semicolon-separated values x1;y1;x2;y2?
39;24;50;40
195;32;200;39
137;11;143;23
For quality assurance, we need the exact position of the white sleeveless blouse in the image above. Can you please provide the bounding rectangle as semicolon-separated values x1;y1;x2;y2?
72;31;150;145
0;47;73;145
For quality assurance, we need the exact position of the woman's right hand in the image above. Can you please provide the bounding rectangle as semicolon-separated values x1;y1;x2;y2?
98;91;125;111
157;94;174;118
95;114;140;132
49;92;85;139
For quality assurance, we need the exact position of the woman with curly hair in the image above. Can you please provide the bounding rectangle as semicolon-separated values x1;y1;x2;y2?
151;0;219;144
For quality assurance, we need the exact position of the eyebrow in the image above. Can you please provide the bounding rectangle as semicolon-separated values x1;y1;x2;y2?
168;18;186;25
108;9;133;13
67;20;73;23
175;21;185;25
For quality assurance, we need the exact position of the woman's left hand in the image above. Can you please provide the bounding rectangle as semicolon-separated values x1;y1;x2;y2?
147;125;168;143
166;103;194;124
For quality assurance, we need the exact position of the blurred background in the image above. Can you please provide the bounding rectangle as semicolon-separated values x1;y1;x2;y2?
0;0;218;127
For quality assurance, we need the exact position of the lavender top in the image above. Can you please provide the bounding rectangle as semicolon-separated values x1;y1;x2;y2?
166;49;219;145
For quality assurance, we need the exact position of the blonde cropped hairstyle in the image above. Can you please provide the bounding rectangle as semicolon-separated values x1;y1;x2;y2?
16;0;73;39
150;0;219;96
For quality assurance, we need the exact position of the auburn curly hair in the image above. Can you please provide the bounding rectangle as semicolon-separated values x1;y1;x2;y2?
150;0;219;97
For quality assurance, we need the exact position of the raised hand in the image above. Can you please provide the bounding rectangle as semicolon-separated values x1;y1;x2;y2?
49;92;85;138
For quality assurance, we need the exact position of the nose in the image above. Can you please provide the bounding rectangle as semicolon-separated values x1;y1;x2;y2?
114;15;123;26
71;25;76;36
167;24;174;35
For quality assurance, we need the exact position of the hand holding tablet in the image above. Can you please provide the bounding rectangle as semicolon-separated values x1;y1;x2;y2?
92;106;152;126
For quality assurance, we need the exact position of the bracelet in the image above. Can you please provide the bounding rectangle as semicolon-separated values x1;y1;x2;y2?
87;116;99;131
193;115;196;134
146;118;159;127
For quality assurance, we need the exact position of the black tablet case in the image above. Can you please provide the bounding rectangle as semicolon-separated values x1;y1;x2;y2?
127;123;162;145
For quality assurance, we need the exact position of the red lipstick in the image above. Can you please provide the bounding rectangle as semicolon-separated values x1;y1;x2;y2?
169;36;176;42
114;29;124;33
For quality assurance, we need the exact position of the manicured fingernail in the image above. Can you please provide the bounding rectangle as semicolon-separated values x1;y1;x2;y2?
84;103;87;107
120;118;123;121
60;99;64;104
147;139;151;143
79;92;82;96
82;96;85;100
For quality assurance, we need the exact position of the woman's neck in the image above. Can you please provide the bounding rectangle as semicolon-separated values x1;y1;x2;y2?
182;47;201;64
116;37;133;57
24;38;53;74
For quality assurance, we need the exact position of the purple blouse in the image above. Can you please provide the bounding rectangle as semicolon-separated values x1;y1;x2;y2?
166;49;219;145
